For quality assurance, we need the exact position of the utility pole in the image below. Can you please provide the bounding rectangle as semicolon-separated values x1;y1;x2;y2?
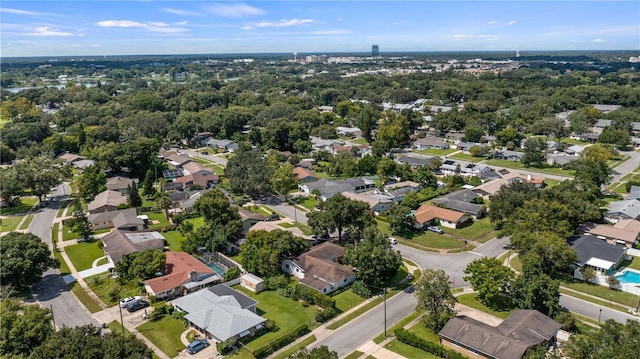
367;284;387;337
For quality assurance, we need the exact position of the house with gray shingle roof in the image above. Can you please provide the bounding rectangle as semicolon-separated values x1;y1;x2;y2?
569;234;626;277
606;198;640;222
88;208;146;231
432;189;486;219
172;284;266;343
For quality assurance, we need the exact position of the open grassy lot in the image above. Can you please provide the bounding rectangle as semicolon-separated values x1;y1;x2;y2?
443;217;495;241
333;289;365;313
485;159;574;177
86;275;143;307
0;216;24;232
65;240;105;271
0;196;38;215
163;230;186;251
18;214;34;230
69;282;103;313
417;148;457;156
240;288;319;353
456;293;514;319
137;315;187;358
450;152;483;163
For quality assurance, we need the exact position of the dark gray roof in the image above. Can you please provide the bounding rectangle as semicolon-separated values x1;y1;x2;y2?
396;154;435;167
208;283;258;309
497;310;562;347
628;186;640;200
568;234;626;266
607;199;640;220
434;199;485;216
435;189;479;203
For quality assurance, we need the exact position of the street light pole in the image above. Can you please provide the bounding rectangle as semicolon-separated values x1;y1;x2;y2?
366;284;387;337
598;308;602;323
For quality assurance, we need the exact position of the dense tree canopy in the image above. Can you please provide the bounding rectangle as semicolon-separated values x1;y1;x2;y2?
0;300;53;357
342;227;402;287
463;257;515;306
565;319;640;359
239;229;308;278
225;143;273;197
115;249;166;281
0;232;59;288
414;268;457;331
308;193;373;243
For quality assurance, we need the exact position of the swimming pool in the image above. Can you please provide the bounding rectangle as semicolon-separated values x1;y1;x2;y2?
207;262;226;276
615;270;640;284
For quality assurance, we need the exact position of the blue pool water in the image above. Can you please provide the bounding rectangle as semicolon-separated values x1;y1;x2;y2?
207;262;226;276
615;271;640;284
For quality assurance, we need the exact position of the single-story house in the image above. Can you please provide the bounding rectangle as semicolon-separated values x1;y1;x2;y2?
300;177;375;201
58;152;84;164
88;208;147;231
569;234;626;277
166;154;192;168
606;198;640;222
237;207;265;230
395;154;436;169
493;150;523;162
547;154;580;168
293;167;318;183
172;284;266;343
581;222;640;249
106;176;138;194
591;104;621;114
440;310;561;359
73;159;96;171
240;273;264;293
456;142;487;153
88;190;127;214
144;251;220;299
432;189;486;219
247;222;307;239
439;159;492;178
414;204;470;229
444;132;465;144
383;181;422;203
591;119;612;133
414;137;449;150
336;126;362;138
564;145;585;156
281;242;356;294
101;230;165;264
318;105;334;113
341;191;392;214
202;138;238;152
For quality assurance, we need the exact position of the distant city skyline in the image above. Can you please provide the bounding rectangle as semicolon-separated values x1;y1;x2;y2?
1;1;639;57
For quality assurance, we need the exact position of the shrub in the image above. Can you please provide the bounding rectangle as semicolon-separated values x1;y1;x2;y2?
395;328;466;359
216;338;234;355
555;312;577;332
251;325;309;359
266;275;291;290
351;280;372;298
315;307;339;322
224;267;240;281
292;284;335;308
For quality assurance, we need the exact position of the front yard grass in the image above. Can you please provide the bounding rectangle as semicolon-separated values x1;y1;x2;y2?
292;196;318;211
450;152;483;163
0;216;24;232
54;250;71;276
184;216;205;230
417;148;457;156
384;339;441;359
0;196;38;215
65;240;105;271
52;223;59;244
86;275;143;307
406;232;463;249
136;315;187;358
18;214;34;230
559;276;639;308
271;335;316;359
145;211;170;229
163;230;186;251
485;159;575;177
62;223;81;241
333;289;365;313
444;217;495;241
456;293;514;319
69;282;103;313
239;288;319;353
108;320;129;334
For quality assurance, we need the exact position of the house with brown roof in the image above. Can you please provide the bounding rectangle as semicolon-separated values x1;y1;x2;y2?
57;152;84;164
88;190;127;214
88;208;146;231
237;207;265;230
144;251;220;299
281;242;356;294
414;204;470;229
293;167;318;183
581;221;640;248
101;230;165;264
105;176;138;194
439;310;561;359
166;153;192;168
414;136;449;150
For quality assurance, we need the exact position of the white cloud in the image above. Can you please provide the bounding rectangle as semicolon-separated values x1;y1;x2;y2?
487;21;496;25
163;7;199;16
449;34;473;40
175;21;188;26
592;38;606;43
26;26;73;36
507;20;517;26
478;34;499;40
337;18;342;22
449;34;498;41
241;25;255;31
206;3;265;18
96;20;188;33
256;19;313;28
0;8;41;15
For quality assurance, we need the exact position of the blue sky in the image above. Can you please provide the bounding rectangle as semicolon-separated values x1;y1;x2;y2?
1;1;639;57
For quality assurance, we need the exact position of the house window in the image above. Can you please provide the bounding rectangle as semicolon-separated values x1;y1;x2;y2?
285;264;289;268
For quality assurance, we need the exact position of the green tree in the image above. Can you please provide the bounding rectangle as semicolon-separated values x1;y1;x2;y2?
0;300;53;357
288;346;338;359
488;180;538;223
0;166;23;207
355;105;379;143
308;193;373;243
141;169;156;198
271;162;296;199
376;111;410;148
239;230;308;278
521;137;547;166
463;126;485;143
463;257;514;307
342;227;402;287
414;268;457;331
15;155;63;202
115;249;166;280
565;320;640;359
412;166;437;189
384;204;414;235
225;143;273;197
571;158;612;189
495;127;523;149
127;183;142;208
28;324;153;359
154;191;172;220
0;232;59;288
515;232;578;276
598;126;630;148
76;165;106;201
511;271;561;317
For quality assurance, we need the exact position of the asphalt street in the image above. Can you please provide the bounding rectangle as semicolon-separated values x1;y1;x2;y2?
610;149;640;185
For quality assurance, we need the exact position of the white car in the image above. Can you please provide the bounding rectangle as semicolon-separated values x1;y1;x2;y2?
427;226;444;234
119;296;141;308
388;237;398;245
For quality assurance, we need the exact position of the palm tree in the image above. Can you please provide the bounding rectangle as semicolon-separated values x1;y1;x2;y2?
154;191;172;221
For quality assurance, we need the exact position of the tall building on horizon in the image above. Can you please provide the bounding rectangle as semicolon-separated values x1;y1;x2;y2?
372;45;379;57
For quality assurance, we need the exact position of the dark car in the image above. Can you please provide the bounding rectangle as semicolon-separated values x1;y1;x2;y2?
266;214;280;221
186;339;209;354
126;300;149;313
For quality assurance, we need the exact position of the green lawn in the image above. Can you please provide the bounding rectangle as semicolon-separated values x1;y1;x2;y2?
292;197;318;211
510;255;522;272
56;200;70;218
278;222;294;228
70;282;103;313
86;275;143;307
456;293;514;319
376;220;392;236
108;320;129;335
405;231;463;249
0;216;24;232
450;152;484;163
417;148;457;156
384;339;440;359
136;315;187;358
373;311;420;344
145;211;170;229
559;276;639;308
65;240;105;271
62;223;81;241
271;335;316;359
18;214;34;230
240;288;319;352
0;196;38;215
485;159;574;177
444;217;496;241
52;223;59;244
184;216;205;230
163;230;186;251
54;250;71;276
344;351;365;359
333;289;365;313
621;257;640;271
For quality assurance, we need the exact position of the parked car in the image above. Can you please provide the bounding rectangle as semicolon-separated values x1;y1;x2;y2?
127;300;149;313
119;296;141;308
76;235;95;243
502;243;512;249
388;237;398;245
186;339;209;354
427;226;444;234
266;214;280;221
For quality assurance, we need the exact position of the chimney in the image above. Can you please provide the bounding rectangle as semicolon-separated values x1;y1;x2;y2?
189;270;197;282
527;174;532;181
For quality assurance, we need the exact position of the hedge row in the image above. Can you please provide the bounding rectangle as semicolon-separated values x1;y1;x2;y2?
394;328;466;359
293;283;335;308
250;325;310;359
